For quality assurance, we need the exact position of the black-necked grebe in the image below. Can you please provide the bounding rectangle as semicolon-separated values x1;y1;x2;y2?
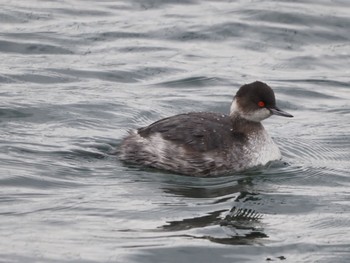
119;81;293;176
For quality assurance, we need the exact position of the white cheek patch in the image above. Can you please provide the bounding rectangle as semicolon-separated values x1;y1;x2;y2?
230;99;271;122
243;108;271;122
230;99;238;115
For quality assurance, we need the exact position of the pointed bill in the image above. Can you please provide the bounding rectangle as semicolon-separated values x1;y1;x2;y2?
269;106;293;118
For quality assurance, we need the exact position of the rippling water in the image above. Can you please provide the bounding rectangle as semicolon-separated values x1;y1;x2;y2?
1;0;350;262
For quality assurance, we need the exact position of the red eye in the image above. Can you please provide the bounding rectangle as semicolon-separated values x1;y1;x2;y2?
258;101;265;107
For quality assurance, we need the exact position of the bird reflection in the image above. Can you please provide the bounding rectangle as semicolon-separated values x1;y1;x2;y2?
161;176;255;198
158;175;268;245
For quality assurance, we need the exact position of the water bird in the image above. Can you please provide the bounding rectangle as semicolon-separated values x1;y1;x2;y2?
119;81;293;176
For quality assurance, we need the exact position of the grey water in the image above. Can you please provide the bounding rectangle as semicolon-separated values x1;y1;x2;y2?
1;0;350;262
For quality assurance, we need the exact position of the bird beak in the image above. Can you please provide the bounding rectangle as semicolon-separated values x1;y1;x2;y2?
269;106;293;118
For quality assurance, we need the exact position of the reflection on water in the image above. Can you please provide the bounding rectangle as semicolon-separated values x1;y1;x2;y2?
158;175;268;245
162;176;255;198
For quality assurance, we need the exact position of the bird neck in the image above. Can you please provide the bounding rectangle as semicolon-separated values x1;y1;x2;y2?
229;113;264;134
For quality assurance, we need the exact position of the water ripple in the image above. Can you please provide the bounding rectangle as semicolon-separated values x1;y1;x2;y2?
1;0;350;262
0;40;72;54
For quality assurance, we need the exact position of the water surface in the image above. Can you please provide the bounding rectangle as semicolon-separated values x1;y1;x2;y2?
1;0;350;262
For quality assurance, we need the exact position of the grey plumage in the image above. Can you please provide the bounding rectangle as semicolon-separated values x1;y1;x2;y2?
119;112;268;176
118;81;292;176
